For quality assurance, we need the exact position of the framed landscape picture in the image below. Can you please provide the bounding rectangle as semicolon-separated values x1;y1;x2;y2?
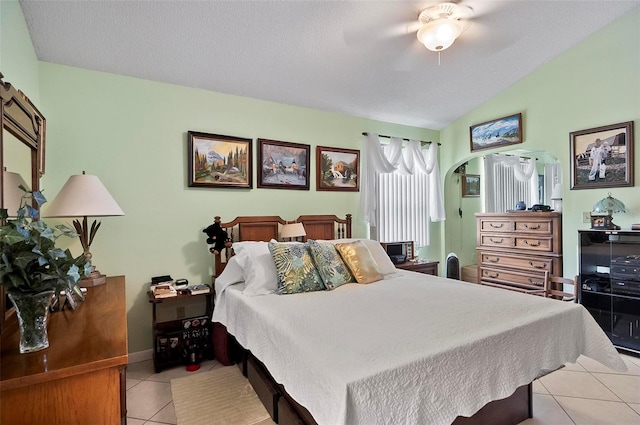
569;121;634;190
470;113;523;152
257;138;310;190
188;131;252;188
462;174;480;197
316;146;359;192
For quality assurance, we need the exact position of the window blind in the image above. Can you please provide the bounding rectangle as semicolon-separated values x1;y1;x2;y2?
376;146;430;247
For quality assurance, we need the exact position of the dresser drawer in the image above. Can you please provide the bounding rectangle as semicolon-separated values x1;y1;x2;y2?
514;236;553;252
479;219;514;233
480;267;545;289
480;234;515;248
479;252;553;273
514;219;553;235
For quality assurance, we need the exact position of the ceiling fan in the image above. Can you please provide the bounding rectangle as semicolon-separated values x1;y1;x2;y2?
342;2;476;67
414;2;473;52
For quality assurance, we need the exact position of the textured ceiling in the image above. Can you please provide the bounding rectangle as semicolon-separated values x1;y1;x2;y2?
19;0;639;129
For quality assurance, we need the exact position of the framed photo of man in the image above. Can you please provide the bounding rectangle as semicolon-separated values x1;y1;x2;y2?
569;121;634;190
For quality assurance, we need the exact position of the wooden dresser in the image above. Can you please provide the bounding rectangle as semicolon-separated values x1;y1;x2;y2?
1;276;128;425
476;212;562;293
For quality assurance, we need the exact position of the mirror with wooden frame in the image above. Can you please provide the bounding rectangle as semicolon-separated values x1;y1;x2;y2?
0;73;46;333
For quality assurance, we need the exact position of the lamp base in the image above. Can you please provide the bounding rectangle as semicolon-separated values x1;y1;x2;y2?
79;268;107;287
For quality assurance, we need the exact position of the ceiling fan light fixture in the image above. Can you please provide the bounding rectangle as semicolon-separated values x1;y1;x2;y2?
417;18;463;52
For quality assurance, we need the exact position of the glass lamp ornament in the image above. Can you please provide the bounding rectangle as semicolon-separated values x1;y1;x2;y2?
592;192;626;230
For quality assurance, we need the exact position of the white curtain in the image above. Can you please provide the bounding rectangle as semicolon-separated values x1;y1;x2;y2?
544;163;562;204
483;154;539;213
360;132;445;229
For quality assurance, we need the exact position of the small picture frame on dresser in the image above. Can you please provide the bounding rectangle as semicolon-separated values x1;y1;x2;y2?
590;215;613;229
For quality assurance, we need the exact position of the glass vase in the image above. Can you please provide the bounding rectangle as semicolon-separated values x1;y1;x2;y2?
7;290;55;353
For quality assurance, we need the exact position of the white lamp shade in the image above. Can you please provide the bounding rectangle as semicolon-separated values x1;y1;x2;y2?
2;170;30;217
417;19;463;51
44;173;125;217
281;222;306;239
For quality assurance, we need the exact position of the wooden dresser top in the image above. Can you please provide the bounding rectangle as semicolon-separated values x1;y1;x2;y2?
1;276;128;391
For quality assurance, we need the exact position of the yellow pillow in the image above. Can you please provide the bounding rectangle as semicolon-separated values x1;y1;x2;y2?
335;241;383;284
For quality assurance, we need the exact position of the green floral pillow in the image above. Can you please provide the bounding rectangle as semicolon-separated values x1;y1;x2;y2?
268;241;325;295
307;239;354;289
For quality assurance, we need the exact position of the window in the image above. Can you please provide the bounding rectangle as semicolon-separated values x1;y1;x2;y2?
375;146;431;247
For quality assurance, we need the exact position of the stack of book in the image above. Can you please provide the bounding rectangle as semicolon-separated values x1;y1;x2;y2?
152;283;177;298
187;284;211;295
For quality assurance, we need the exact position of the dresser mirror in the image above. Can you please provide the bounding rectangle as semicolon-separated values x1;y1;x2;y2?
0;74;46;332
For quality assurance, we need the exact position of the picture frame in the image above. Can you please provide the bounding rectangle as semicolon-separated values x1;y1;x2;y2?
590;215;613;230
470;113;523;152
188;131;252;188
569;121;634;190
462;174;480;197
316;146;360;192
257;138;310;190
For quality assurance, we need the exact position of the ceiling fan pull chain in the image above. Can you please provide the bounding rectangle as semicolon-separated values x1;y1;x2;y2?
438;51;441;66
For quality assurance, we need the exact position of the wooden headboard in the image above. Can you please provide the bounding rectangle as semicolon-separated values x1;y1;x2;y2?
212;214;352;277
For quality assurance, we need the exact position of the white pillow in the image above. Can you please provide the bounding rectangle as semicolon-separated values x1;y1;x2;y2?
329;238;397;275
233;241;279;296
214;255;245;295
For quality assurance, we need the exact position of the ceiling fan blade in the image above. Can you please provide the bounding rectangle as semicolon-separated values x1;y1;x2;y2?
343;20;419;48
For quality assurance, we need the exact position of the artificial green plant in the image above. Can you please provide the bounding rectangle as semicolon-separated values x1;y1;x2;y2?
0;186;91;307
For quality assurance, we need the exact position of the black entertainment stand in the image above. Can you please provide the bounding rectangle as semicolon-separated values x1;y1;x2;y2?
579;230;640;356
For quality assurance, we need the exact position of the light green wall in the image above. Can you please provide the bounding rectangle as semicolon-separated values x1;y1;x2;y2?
0;0;40;104
1;0;40;211
440;8;640;277
6;2;638;354
37;63;439;352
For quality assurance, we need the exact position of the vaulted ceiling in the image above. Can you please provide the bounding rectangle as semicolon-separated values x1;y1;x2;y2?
20;0;639;129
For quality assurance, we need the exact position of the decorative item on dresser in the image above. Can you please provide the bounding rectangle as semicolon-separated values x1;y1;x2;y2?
476;211;562;293
44;171;125;287
1;276;128;424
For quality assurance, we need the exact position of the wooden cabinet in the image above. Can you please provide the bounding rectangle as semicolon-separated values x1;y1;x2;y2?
579;230;640;354
395;260;439;276
1;276;128;425
476;212;562;293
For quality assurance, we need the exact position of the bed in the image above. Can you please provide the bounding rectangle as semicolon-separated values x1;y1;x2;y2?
210;214;625;425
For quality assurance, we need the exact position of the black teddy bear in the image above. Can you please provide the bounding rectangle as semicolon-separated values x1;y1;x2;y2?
203;218;232;254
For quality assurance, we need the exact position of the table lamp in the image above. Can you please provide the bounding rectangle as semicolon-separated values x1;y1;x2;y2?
592;192;625;230
2;169;30;217
44;172;125;286
281;222;306;242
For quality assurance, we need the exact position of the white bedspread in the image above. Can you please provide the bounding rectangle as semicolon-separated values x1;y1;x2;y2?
213;271;625;425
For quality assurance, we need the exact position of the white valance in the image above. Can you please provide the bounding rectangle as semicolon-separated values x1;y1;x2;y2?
360;133;445;226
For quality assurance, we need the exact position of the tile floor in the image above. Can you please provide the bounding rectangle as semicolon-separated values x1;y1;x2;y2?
126;353;640;425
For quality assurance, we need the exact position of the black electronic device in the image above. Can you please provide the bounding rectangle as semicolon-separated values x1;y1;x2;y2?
381;241;414;261
528;204;552;212
151;275;173;285
390;255;407;264
581;280;609;293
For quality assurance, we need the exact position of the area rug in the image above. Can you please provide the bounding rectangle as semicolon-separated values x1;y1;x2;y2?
171;366;274;425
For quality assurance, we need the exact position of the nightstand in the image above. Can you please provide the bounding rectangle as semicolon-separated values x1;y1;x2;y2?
395;260;439;276
148;286;214;372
